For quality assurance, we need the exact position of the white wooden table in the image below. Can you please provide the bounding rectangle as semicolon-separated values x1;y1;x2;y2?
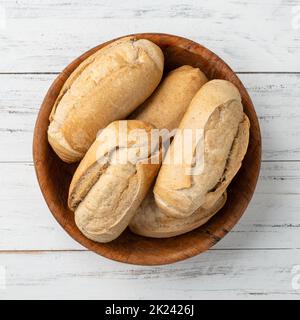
0;0;300;299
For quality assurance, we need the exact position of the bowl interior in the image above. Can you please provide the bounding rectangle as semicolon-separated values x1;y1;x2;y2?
33;33;261;265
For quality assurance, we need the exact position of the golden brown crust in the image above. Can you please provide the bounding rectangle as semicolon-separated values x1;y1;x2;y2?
154;80;249;218
49;36;135;123
129;192;227;238
130;115;249;238
48;37;164;163
201;114;250;209
131;65;208;130
68;120;161;243
48;132;82;163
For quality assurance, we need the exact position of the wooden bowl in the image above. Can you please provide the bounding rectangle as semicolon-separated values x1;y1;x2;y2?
33;33;261;265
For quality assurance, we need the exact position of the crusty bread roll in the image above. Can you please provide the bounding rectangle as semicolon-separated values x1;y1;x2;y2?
129;192;227;238
48;37;164;163
130;113;249;237
131;65;207;130
154;79;250;218
68;120;161;243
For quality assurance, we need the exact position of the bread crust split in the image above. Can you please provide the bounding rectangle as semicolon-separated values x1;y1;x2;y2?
48;37;164;163
68;120;161;243
153;79;250;218
130;113;249;238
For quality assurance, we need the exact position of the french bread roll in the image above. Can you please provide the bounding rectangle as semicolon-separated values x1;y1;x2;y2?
48;37;164;163
154;79;250;218
68;120;161;243
130;113;249;237
132;65;207;130
129;192;227;238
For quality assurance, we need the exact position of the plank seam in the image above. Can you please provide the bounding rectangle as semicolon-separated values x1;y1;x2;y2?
2;160;300;164
0;72;300;75
1;248;300;254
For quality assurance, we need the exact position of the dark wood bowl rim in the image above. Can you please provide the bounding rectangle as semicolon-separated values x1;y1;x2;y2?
33;33;262;266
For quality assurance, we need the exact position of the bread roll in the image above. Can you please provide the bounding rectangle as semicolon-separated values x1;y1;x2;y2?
154;80;250;218
48;37;164;163
68;120;161;243
132;65;207;130
130;113;249;237
129;192;227;238
128;65;211;238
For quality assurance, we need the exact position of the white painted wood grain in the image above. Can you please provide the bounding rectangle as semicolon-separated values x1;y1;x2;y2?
0;0;299;72
0;162;84;250
1;0;299;299
1;72;299;250
1;161;300;250
0;73;300;162
0;250;300;299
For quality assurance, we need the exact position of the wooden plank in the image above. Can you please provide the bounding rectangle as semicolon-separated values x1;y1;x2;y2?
243;73;300;161
0;0;299;72
0;73;300;161
0;162;83;250
0;74;51;162
0;0;298;299
1;161;300;250
0;249;300;299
